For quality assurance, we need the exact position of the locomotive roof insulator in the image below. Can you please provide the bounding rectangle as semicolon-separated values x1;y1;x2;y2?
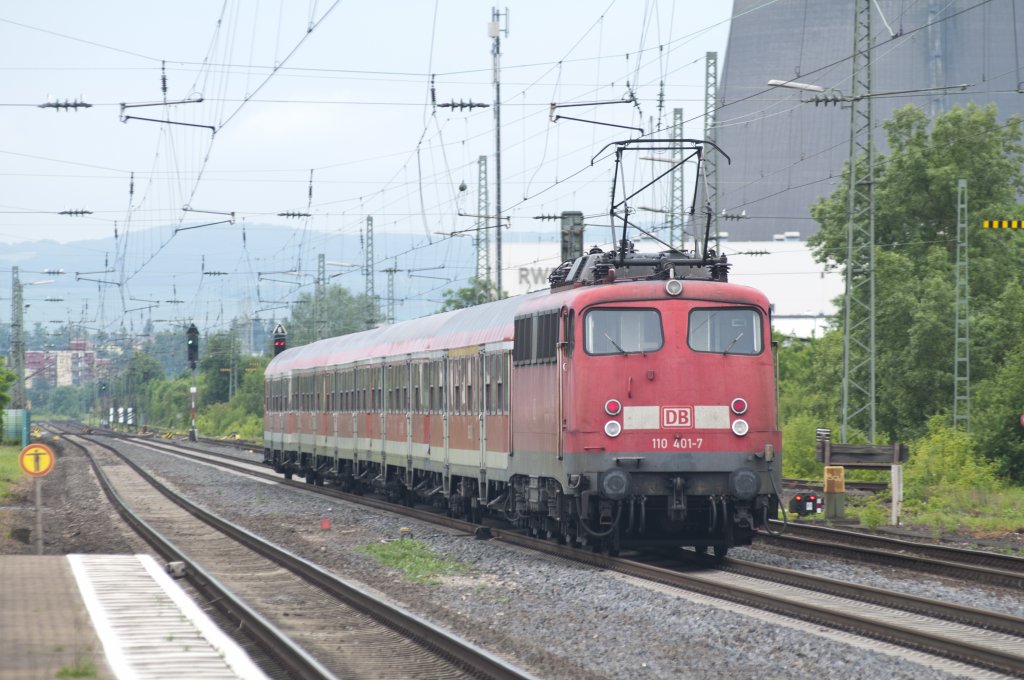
549;247;730;291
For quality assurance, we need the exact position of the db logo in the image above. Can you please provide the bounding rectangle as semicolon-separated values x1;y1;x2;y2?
661;406;693;428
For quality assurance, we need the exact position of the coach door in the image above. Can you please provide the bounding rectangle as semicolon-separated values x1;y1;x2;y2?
476;349;487;499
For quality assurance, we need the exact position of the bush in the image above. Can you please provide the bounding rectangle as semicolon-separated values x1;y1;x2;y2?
196;402;262;441
781;413;842;480
857;502;886;530
905;417;1002;500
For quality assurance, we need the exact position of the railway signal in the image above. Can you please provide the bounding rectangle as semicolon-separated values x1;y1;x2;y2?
272;323;287;356
186;323;199;369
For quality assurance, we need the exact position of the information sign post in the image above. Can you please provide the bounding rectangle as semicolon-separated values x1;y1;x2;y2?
19;443;55;555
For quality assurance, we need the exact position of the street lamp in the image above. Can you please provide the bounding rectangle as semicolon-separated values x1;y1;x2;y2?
767;79;824;92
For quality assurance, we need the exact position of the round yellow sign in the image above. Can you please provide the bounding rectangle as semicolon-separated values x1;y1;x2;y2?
19;443;56;477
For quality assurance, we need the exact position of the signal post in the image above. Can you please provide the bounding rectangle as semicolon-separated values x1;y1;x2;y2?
187;323;199;441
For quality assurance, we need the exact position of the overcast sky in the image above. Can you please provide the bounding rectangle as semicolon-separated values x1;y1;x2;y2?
1;1;738;333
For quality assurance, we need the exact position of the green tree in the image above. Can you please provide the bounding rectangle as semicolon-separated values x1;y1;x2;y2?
972;338;1024;480
286;285;381;347
198;332;240;404
0;356;15;411
810;104;1024;267
233;355;270;416
144;376;191;430
439;277;505;311
804;103;1024;462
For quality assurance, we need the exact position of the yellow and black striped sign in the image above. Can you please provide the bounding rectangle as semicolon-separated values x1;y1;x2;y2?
983;220;1024;229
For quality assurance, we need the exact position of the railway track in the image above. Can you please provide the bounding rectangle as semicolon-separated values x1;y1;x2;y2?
759;520;1024;590
61;430;531;680
73;428;1024;676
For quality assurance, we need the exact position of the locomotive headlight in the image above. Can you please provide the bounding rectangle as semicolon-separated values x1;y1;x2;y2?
730;397;748;415
665;279;683;296
604;420;622;437
731;419;749;436
604;399;623;416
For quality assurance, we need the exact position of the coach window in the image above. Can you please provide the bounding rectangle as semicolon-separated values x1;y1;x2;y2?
584;308;663;355
688;308;763;355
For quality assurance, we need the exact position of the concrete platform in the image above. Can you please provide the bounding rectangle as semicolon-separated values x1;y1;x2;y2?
0;555;110;680
0;555;268;679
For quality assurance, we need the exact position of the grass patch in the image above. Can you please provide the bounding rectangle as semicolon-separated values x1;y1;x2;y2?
56;658;98;678
901;486;1024;536
0;445;24;501
357;538;469;583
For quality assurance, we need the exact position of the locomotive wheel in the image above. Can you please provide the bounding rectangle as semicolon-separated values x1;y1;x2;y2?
713;544;728;558
284;471;293;480
470;502;482;524
695;545;708;555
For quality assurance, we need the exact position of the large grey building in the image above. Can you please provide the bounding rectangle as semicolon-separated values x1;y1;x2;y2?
716;0;1024;241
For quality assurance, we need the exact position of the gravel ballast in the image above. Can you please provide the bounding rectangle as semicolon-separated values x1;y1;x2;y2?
5;434;1015;679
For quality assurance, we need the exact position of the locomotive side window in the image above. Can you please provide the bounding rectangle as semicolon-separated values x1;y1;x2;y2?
536;312;558;363
584;308;663;355
514;311;559;365
687;308;763;355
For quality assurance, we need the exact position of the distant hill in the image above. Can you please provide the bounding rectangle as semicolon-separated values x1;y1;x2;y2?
0;222;562;338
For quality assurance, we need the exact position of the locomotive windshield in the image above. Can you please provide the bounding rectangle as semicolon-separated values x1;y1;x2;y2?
584;308;663;355
688;308;763;355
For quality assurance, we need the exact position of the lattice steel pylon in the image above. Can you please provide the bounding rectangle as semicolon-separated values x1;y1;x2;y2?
476;155;491;288
953;179;970;431
10;266;24;408
841;0;876;444
363;215;379;326
703;52;719;254
670;108;685;250
314;253;326;340
382;261;398;325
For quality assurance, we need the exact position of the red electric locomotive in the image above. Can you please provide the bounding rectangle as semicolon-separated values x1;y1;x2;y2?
264;138;782;555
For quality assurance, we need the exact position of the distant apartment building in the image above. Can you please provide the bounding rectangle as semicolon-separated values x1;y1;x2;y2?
24;338;97;388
